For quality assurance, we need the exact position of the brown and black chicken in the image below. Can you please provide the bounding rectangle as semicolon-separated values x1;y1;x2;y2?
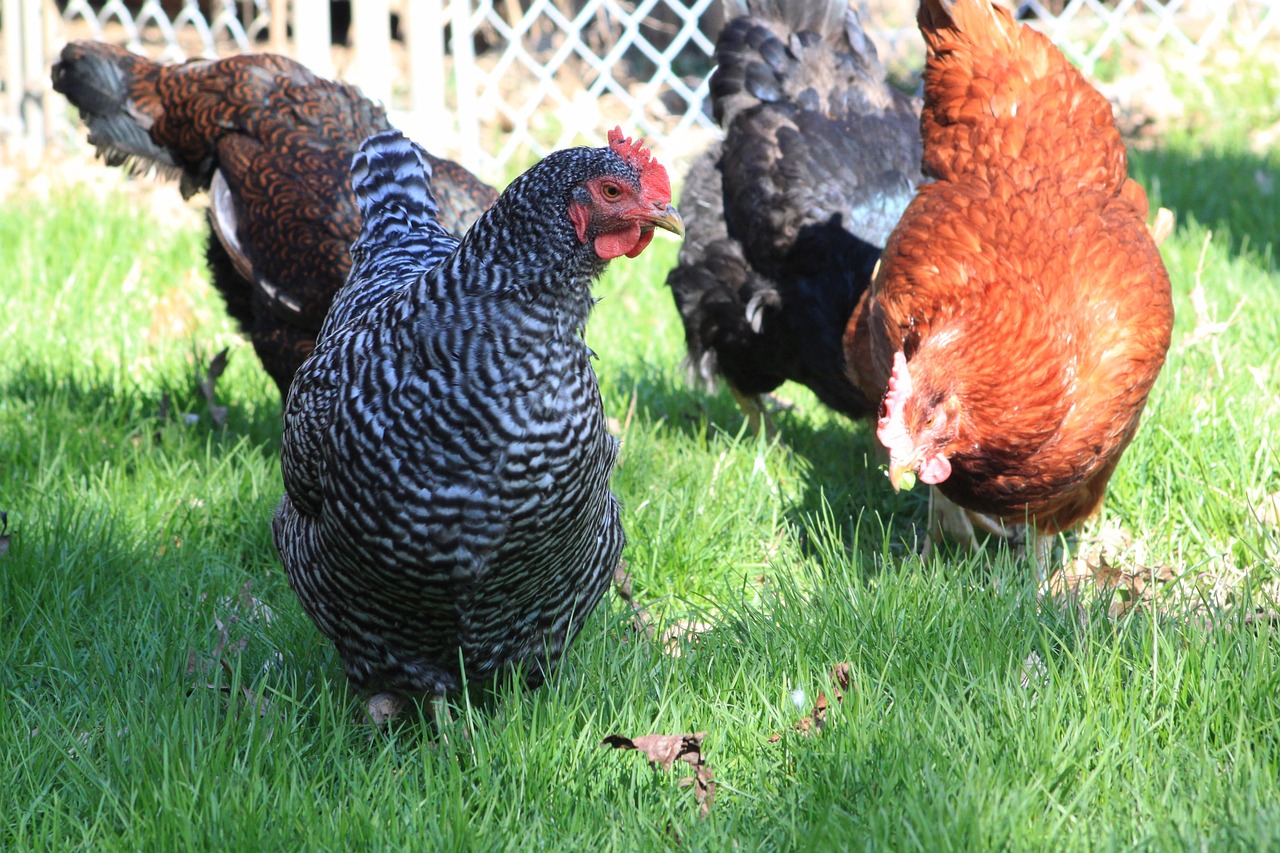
51;42;498;397
666;0;922;435
273;128;682;722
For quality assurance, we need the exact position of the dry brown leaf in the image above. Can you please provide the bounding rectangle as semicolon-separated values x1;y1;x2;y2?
366;692;407;727
218;658;271;718
830;663;853;697
660;620;713;657
602;731;714;818
1256;491;1280;528
603;732;705;771
197;347;230;426
768;664;854;742
1053;529;1181;619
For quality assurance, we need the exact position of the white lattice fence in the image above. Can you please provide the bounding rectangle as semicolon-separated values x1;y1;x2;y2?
59;0;272;58
4;0;1280;174
446;0;718;177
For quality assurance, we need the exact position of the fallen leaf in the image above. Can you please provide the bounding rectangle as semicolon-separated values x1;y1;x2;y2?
197;347;230;426
366;692;407;727
602;732;714;818
830;663;853;698
768;664;854;742
1256;491;1280;528
660;620;713;657
603;732;705;771
215;658;271;718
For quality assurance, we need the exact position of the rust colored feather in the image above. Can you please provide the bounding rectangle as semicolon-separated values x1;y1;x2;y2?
844;0;1174;535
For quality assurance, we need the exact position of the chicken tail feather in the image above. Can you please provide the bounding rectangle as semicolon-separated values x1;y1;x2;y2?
51;42;177;178
321;131;459;338
711;0;880;129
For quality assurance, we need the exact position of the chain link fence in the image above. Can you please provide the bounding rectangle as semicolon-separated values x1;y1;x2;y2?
4;0;1279;178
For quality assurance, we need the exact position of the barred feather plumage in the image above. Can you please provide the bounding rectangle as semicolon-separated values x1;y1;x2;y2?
273;130;679;698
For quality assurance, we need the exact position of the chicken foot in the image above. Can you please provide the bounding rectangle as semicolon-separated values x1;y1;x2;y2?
364;691;465;746
728;384;779;441
923;490;1062;598
921;486;1012;559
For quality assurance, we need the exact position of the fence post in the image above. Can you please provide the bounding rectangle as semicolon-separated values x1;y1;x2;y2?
292;0;334;79
452;0;481;174
2;0;48;164
352;0;392;105
405;0;446;139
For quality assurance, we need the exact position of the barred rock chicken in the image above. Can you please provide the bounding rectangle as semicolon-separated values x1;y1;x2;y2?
272;128;682;720
844;0;1174;570
666;0;922;434
51;42;497;397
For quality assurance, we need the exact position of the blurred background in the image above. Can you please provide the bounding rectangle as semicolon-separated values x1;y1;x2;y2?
4;0;1279;183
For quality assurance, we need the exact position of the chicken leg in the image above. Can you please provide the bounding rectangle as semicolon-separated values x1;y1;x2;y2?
921;486;1012;559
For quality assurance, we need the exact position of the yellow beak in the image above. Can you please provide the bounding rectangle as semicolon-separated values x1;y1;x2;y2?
649;203;684;237
887;462;918;492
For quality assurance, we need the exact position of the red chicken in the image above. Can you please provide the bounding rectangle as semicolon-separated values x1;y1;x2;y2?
51;42;498;397
844;0;1174;569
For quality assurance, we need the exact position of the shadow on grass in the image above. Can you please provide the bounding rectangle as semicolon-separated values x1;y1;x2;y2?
606;363;931;577
1130;143;1279;268
0;355;284;450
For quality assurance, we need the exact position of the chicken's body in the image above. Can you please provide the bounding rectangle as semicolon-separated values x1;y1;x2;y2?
272;129;681;700
51;42;497;397
666;0;922;430
846;0;1174;542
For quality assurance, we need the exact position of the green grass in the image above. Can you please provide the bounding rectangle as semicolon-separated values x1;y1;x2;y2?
3;77;1280;849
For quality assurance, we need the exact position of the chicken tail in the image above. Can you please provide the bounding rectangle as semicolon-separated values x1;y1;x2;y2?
51;42;177;178
711;0;884;129
916;0;1127;191
321;131;459;338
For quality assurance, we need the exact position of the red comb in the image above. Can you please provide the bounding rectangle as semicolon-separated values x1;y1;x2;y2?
607;126;671;202
608;126;655;171
876;350;914;451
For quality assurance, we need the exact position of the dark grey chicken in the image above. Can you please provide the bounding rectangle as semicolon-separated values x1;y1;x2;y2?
272;128;682;720
666;0;923;433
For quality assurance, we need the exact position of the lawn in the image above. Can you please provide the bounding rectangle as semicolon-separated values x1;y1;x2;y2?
2;59;1279;850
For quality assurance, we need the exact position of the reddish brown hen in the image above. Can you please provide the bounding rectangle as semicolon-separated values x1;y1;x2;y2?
844;0;1174;567
51;42;497;397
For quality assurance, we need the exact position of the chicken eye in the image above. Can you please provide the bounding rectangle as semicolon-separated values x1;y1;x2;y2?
601;183;622;200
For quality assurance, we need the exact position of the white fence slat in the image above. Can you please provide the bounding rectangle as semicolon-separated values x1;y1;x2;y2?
401;0;449;149
3;0;25;157
292;0;334;79
452;0;484;174
8;0;1280;171
352;0;392;105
